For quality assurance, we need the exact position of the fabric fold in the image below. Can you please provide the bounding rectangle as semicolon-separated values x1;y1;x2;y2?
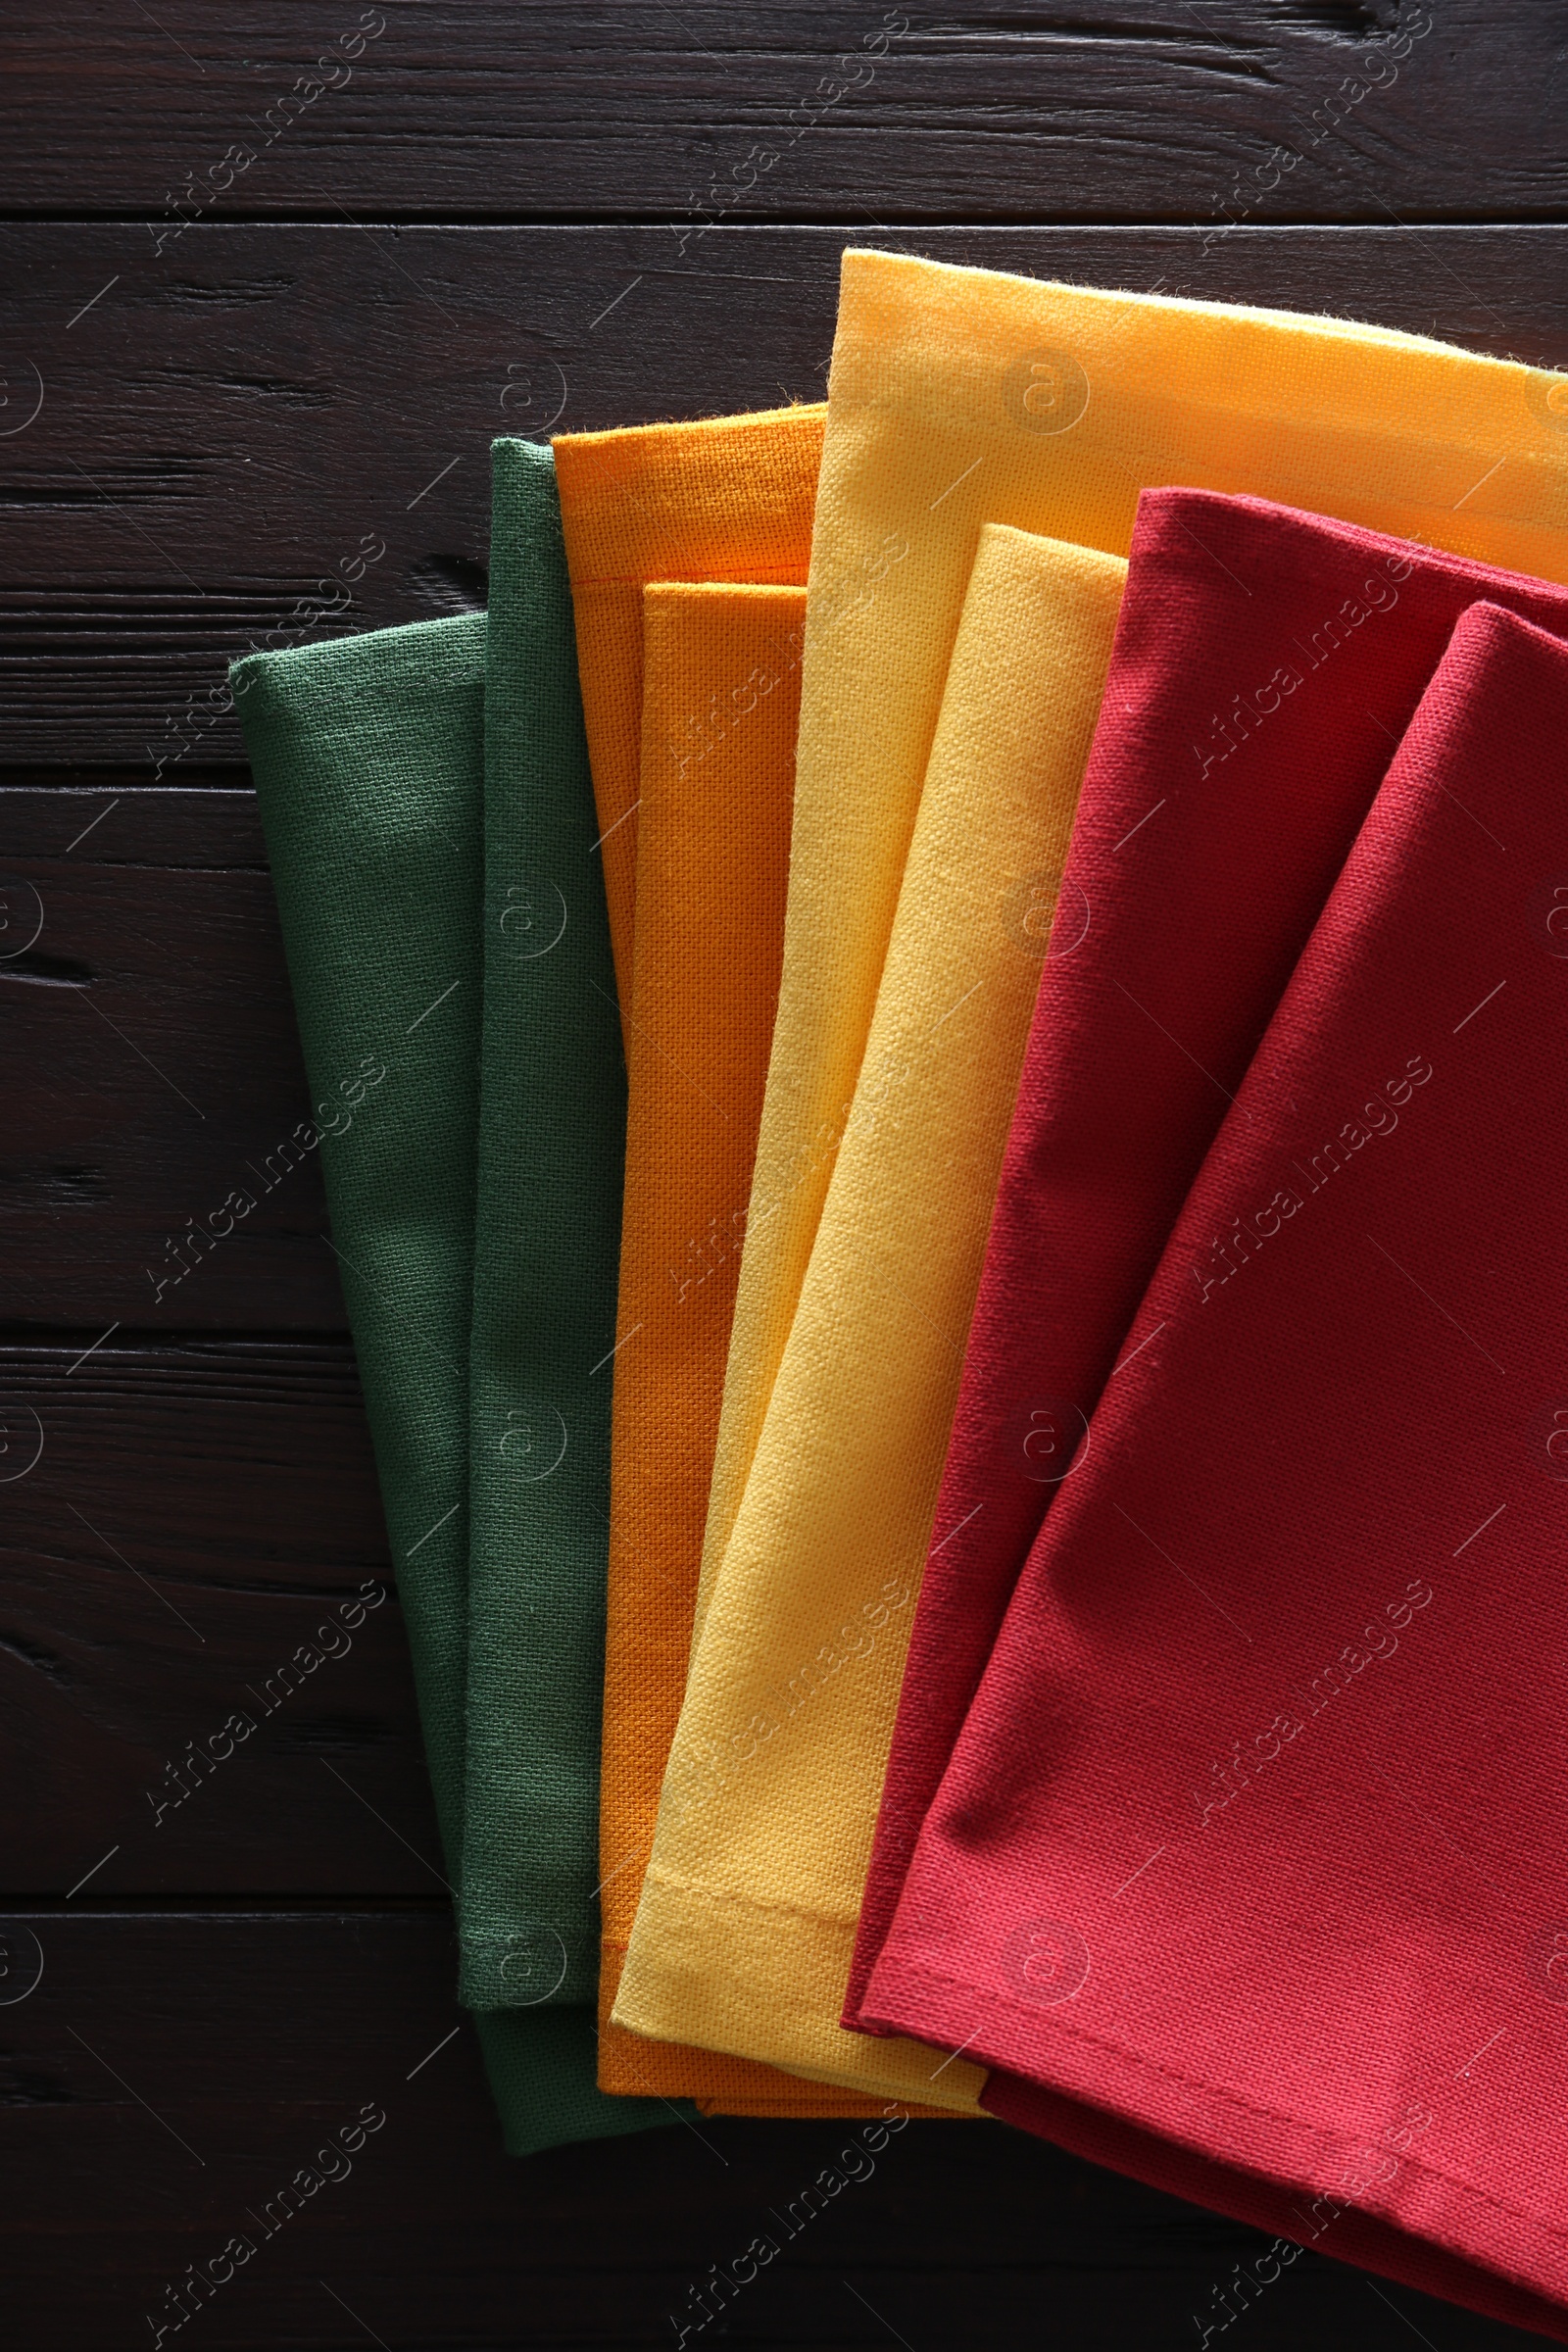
849;487;1568;2022
460;438;642;2019
234;612;664;2155
552;403;825;1007
616;527;1126;2108
861;600;1568;2341
598;578;882;2115
704;245;1568;1688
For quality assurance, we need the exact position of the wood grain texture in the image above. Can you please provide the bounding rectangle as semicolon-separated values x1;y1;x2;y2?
0;1341;450;1897
2;2;1564;225
0;787;344;1326
0;1908;1529;2349
2;5;1562;2340
5;222;1566;763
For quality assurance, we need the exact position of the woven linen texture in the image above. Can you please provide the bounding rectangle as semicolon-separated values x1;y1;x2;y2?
553;404;824;1012
617;529;1125;2107
706;248;1568;1713
235;612;665;2154
863;602;1568;2341
850;488;1568;2020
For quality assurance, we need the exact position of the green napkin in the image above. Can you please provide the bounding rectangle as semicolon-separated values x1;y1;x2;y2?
233;611;663;2152
462;439;639;2018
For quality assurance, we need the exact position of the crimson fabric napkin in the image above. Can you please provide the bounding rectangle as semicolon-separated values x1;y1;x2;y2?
850;488;1568;2024
861;601;1568;2337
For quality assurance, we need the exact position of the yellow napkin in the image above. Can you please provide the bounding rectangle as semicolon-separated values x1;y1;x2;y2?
553;405;824;1009
696;249;1568;1645
616;526;1127;2104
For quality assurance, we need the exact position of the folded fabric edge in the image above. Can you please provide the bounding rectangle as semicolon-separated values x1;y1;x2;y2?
859;1959;1568;2343
553;400;827;458
615;1867;988;2115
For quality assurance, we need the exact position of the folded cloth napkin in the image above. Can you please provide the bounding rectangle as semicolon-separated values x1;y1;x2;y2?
616;528;1125;2108
861;600;1568;2341
460;439;643;2020
599;577;858;2114
849;488;1568;2024
234;613;665;2153
552;404;824;1006
705;245;1568;1690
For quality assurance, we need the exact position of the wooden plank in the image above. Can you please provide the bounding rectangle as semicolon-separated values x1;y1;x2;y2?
1;25;1561;2335
0;1907;1532;2348
1;3;1563;226
0;1340;446;1895
4;224;1567;764
0;786;346;1327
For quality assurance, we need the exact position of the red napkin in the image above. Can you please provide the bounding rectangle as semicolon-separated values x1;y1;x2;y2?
861;600;1568;2338
849;488;1568;2027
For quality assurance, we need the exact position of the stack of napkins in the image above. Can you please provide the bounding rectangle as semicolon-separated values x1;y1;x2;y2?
235;249;1568;2337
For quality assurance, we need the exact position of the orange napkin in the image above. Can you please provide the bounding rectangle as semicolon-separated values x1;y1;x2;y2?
599;580;909;2119
552;405;825;1010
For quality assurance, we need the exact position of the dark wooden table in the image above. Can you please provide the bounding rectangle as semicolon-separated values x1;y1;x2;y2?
3;8;1563;2344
